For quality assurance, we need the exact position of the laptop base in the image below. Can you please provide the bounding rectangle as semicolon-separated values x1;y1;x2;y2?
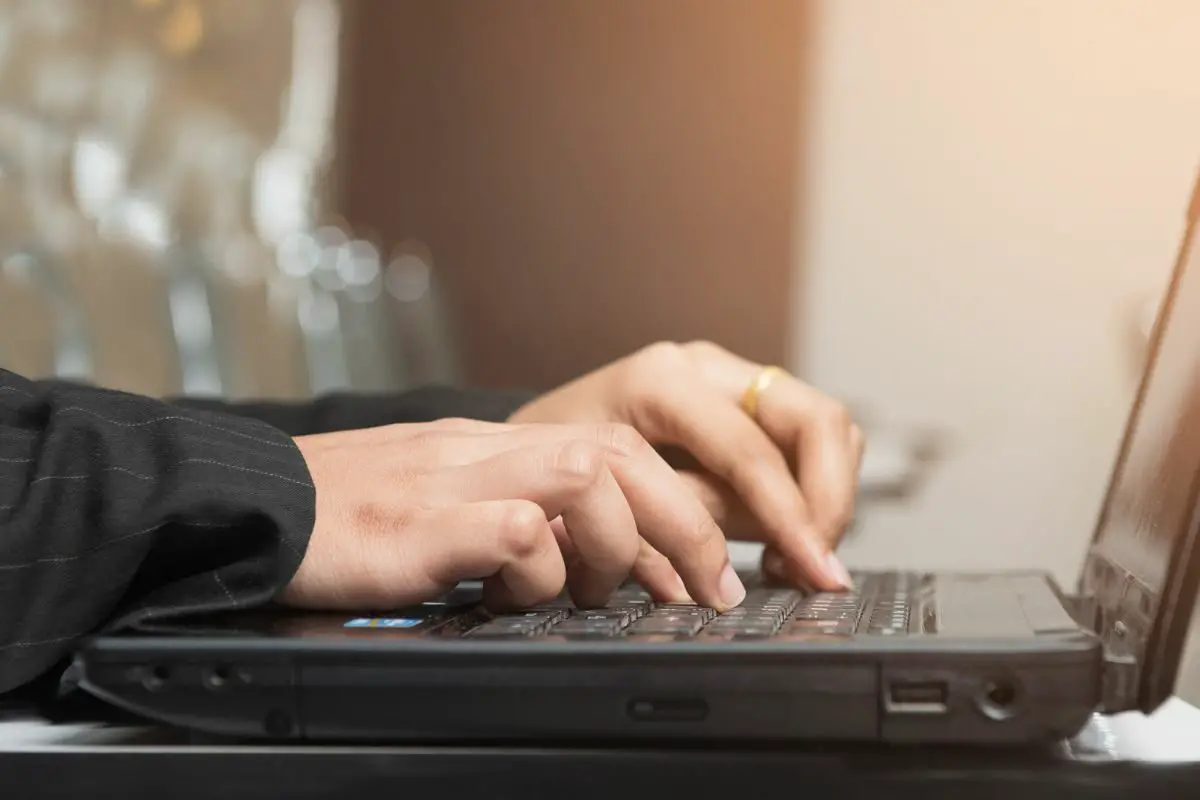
74;570;1103;745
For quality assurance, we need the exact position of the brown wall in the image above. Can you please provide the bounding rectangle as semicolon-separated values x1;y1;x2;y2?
339;0;811;390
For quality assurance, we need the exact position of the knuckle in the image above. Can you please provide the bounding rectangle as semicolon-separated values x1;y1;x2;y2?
497;501;550;557
600;422;649;456
434;417;480;432
624;341;686;396
634;340;685;368
681;339;724;360
551;440;608;487
405;430;445;457
690;513;724;552
819;398;853;428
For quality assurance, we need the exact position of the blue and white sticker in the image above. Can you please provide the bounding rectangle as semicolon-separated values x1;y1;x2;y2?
344;618;423;629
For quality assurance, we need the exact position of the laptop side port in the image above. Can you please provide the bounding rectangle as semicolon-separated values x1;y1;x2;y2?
975;677;1020;720
885;680;949;714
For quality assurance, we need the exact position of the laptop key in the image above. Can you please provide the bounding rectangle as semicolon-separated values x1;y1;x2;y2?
783;619;855;635
554;619;625;637
628;617;705;636
468;621;547;638
466;609;564;637
655;605;717;622
708;615;780;631
571;610;634;625
725;624;780;637
496;610;562;623
517;609;571;624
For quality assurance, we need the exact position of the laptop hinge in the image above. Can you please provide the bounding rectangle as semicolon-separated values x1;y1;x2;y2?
1099;648;1140;714
1059;592;1099;631
1059;593;1141;713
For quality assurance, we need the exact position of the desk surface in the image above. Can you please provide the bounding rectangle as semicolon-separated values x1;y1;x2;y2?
2;700;1199;799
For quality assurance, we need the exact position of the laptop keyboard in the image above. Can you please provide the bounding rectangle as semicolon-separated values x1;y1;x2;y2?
459;571;932;641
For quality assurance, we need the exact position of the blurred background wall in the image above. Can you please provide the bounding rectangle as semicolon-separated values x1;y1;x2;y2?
803;0;1200;584
337;0;810;390
1;0;1200;701
798;0;1200;700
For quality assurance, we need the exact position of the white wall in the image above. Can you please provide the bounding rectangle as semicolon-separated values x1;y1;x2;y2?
797;0;1200;701
800;0;1200;580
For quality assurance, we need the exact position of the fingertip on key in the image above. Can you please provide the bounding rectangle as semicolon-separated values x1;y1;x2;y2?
719;562;747;609
826;552;854;590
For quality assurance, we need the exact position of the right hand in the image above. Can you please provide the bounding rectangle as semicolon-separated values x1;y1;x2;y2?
280;418;748;613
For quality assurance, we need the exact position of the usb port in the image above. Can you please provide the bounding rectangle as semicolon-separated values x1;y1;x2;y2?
886;681;949;714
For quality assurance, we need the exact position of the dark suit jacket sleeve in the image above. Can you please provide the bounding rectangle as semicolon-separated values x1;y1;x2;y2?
0;373;534;698
168;386;536;436
0;368;316;696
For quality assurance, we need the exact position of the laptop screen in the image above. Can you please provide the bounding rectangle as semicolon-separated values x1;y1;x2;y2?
1089;212;1200;598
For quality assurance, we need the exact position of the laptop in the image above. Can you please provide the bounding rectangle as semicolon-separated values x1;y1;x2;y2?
71;173;1200;746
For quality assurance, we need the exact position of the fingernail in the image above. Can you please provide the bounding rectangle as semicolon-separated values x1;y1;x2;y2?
826;552;853;589
719;562;747;608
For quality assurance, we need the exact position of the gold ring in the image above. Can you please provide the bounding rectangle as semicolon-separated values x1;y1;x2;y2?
740;365;786;419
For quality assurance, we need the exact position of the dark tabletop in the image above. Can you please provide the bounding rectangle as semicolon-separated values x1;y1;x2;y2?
2;699;1200;799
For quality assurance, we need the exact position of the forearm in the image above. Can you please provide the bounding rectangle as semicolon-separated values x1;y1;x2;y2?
0;369;315;695
170;385;537;436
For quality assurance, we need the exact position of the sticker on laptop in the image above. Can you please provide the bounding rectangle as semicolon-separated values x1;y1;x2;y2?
343;618;423;629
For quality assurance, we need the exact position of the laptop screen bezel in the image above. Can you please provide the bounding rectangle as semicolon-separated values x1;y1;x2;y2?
1082;169;1200;712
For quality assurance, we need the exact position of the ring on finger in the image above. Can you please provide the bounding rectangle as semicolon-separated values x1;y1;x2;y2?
739;365;788;420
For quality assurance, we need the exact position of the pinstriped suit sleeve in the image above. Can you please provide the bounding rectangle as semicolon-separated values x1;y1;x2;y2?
169;386;537;435
0;368;316;695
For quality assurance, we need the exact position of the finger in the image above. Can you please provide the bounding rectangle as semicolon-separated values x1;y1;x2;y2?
421;424;746;609
630;379;849;591
629;539;692;603
549;516;690;604
548;516;575;562
850;422;866;488
575;424;746;609
593;424;745;609
678;343;861;563
422;440;641;608
753;377;860;547
761;545;816;591
415;500;567;610
675;469;764;541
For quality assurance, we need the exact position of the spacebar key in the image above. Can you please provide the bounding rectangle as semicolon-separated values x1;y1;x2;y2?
627;619;704;636
554;619;624;636
468;622;545;637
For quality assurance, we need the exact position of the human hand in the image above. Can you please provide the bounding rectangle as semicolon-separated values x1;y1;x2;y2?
507;341;864;592
280;418;746;613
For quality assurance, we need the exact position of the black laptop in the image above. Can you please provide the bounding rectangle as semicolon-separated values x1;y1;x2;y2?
72;174;1200;746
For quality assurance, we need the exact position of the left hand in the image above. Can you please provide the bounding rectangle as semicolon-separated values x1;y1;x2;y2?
508;341;864;592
